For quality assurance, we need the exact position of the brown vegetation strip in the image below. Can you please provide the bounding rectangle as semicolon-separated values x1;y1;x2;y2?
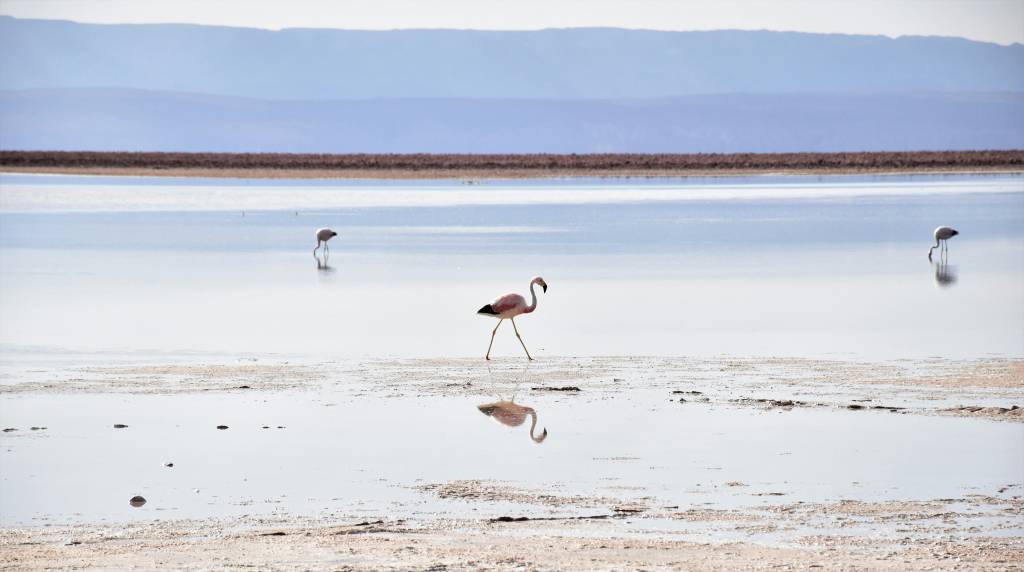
2;150;1023;177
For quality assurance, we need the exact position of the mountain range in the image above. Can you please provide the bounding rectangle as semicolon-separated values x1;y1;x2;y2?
1;16;1021;153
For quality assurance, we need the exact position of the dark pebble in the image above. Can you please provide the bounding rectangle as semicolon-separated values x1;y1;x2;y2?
216;425;229;430
129;496;146;507
113;424;128;429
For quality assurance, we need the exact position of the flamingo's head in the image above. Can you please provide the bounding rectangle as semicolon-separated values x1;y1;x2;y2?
532;428;548;444
531;276;548;293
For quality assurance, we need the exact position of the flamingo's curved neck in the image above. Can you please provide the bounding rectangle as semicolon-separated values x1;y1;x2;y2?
527;409;544;443
524;281;538;314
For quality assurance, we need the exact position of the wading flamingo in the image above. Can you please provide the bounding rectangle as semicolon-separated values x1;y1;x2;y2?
313;228;338;257
477;276;548;360
477;401;547;443
928;226;959;260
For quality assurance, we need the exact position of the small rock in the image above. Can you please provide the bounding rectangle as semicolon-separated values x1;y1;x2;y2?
129;495;146;507
113;424;128;429
193;488;200;494
164;462;174;468
30;426;47;430
216;425;229;430
2;428;17;432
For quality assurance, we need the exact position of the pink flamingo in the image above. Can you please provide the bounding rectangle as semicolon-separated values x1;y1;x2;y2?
477;276;548;360
313;228;338;257
928;226;959;261
477;401;548;443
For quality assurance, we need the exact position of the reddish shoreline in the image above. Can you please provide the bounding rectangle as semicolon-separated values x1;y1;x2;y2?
2;150;1022;179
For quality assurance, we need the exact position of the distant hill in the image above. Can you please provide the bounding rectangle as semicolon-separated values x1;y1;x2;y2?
1;16;1023;99
3;89;1021;153
1;16;1022;153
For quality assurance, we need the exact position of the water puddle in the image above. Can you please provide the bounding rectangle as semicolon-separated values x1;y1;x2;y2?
2;386;1020;530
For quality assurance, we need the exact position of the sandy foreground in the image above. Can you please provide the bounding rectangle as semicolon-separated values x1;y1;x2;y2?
1;355;1022;570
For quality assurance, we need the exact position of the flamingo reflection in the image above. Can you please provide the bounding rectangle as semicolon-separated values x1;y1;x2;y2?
933;260;957;288
477;401;548;444
315;252;332;271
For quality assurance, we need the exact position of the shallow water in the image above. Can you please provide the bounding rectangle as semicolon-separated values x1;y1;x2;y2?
2;388;1021;527
1;173;1023;532
0;173;1022;359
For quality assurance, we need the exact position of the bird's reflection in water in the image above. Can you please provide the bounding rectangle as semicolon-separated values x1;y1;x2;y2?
933;259;957;288
314;252;336;273
477;401;548;444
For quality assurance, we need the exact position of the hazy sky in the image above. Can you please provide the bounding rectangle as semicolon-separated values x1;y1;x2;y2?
1;0;1021;45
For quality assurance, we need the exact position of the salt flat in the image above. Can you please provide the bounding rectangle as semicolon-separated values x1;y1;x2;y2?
0;173;1021;570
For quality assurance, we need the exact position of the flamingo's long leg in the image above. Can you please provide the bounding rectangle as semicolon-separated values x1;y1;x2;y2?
510;317;533;361
485;319;503;360
313;240;321;256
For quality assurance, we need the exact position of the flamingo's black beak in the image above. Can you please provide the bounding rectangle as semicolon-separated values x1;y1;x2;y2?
542;283;548;293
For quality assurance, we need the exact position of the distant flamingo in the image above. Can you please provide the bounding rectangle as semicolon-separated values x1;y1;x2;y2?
313;228;338;257
477;401;547;443
477;277;548;360
928;226;959;260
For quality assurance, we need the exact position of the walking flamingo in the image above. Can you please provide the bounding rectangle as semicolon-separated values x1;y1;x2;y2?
477;276;548;360
313;228;337;257
928;226;959;260
477;401;548;443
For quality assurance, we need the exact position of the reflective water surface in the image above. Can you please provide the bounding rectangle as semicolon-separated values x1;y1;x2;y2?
1;172;1022;530
1;388;1021;526
1;173;1022;359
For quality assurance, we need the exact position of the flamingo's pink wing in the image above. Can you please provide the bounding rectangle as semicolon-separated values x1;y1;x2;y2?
490;293;526;314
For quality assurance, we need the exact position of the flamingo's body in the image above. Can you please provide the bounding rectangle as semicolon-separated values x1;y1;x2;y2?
313;228;338;257
928;226;959;260
477;276;548;360
478;401;547;443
